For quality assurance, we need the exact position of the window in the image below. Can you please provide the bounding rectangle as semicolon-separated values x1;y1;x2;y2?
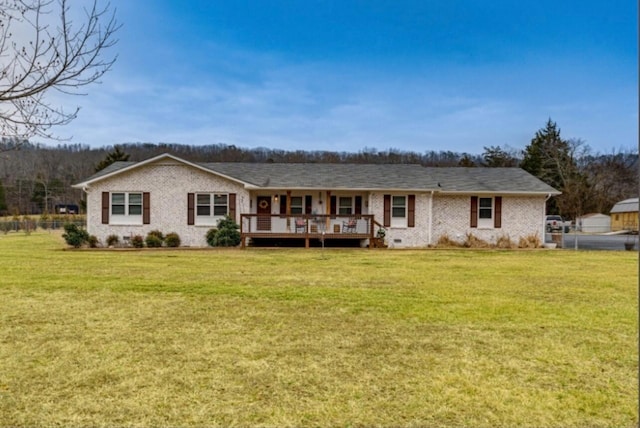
111;192;142;216
110;192;143;225
197;194;211;216
194;193;228;225
290;196;303;214
383;194;415;228
392;196;406;217
471;196;501;229
477;197;493;228
213;194;228;216
391;196;406;227
479;197;492;218
339;197;353;215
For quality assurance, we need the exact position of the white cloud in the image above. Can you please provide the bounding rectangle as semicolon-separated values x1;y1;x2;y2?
33;37;637;154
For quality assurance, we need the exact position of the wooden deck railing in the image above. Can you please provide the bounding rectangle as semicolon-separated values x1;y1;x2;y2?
240;214;378;248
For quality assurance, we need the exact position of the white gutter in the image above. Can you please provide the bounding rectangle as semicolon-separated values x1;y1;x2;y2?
428;190;434;246
543;193;552;238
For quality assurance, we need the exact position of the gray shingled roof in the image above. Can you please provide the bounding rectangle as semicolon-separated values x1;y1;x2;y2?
204;163;559;193
76;154;560;194
84;161;136;182
610;198;639;214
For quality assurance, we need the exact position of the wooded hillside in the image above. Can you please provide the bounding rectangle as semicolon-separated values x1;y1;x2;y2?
0;138;636;219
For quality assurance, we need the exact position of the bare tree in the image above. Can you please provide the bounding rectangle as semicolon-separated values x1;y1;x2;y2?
0;0;119;141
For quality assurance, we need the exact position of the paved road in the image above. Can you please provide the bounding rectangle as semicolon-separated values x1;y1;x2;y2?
546;233;639;251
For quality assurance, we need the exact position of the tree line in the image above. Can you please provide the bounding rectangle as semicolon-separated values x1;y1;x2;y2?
0;120;636;220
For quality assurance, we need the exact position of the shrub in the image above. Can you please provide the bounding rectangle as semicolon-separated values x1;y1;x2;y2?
206;228;218;247
22;216;36;234
0;222;11;234
88;235;99;248
518;234;541;249
463;233;491;248
145;233;163;248
495;234;514;249
62;223;89;248
436;234;461;248
106;234;119;247
38;213;50;230
147;229;164;241
131;235;144;248
165;232;181;247
211;216;241;247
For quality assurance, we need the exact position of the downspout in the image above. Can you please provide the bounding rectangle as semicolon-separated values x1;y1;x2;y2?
428;190;434;246
82;186;90;229
543;193;551;238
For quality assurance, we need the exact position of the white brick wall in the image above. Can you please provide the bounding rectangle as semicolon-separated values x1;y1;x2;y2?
432;194;545;245
369;192;432;248
86;159;249;247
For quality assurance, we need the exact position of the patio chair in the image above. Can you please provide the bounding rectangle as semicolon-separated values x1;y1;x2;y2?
295;218;306;233
342;217;357;233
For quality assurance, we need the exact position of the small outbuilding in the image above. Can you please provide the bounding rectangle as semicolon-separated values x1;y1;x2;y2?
577;213;611;233
610;198;638;232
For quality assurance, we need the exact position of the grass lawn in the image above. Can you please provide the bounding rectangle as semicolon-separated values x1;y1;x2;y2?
0;231;637;427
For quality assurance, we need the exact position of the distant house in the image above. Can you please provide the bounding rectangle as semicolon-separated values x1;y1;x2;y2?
72;153;560;248
577;213;611;233
610;198;639;232
54;204;79;215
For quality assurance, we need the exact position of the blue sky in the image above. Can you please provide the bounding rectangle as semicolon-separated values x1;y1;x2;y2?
49;0;637;155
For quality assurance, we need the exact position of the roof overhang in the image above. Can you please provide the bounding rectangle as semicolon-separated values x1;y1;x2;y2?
72;153;252;189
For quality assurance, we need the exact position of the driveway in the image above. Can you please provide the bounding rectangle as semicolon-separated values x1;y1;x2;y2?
546;233;639;251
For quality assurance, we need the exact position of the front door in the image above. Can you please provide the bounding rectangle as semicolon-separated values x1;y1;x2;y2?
256;196;272;231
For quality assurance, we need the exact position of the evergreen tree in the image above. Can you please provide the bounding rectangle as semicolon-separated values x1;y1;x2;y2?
457;154;476;167
521;119;584;217
94;146;130;172
482;145;518;167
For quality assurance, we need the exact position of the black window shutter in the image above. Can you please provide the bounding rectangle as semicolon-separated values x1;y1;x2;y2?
408;194;415;227
102;192;109;224
470;196;478;228
187;193;195;225
494;196;502;228
305;195;312;214
383;194;391;227
143;192;150;224
279;195;287;215
229;193;237;221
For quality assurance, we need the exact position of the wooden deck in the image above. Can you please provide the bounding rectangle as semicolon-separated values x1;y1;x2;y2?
240;214;379;248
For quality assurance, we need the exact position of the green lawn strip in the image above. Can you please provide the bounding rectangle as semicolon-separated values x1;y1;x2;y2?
0;232;637;427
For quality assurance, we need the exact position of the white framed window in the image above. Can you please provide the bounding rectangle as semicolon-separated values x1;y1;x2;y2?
478;197;493;228
290;196;303;215
195;193;228;225
391;195;406;227
339;197;353;215
110;192;142;224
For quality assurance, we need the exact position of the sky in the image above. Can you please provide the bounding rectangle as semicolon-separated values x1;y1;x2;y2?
42;0;637;155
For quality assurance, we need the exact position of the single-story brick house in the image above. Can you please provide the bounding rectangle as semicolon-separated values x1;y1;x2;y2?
73;153;560;248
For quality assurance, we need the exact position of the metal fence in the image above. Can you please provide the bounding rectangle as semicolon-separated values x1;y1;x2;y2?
0;219;86;233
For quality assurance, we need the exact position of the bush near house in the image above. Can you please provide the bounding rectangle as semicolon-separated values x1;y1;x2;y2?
106;234;119;247
208;216;241;247
145;233;163;248
206;228;218;247
165;232;181;248
62;223;89;248
131;235;144;248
